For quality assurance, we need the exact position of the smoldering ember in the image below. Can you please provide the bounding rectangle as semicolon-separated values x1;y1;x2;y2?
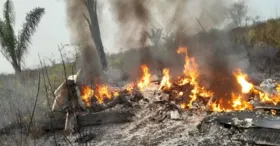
1;0;280;146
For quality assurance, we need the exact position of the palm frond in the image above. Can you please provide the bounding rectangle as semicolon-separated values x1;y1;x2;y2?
0;19;14;63
3;0;17;64
0;20;10;62
3;0;15;25
0;20;8;47
17;7;45;63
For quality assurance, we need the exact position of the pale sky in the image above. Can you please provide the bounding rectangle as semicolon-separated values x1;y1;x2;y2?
0;0;279;73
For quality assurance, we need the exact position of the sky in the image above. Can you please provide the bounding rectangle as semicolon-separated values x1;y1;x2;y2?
0;0;279;73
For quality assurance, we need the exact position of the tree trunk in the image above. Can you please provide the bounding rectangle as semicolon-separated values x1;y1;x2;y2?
85;0;108;71
12;62;21;74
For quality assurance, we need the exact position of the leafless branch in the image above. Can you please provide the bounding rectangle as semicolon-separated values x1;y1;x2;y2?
26;70;40;136
196;18;206;32
39;53;73;146
43;59;56;98
83;13;91;26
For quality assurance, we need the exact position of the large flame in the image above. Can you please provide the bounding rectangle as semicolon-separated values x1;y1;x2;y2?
81;84;118;106
176;47;212;108
79;46;280;113
233;70;254;94
95;85;112;104
209;70;255;112
159;68;172;90
81;85;94;107
137;64;152;91
231;93;253;111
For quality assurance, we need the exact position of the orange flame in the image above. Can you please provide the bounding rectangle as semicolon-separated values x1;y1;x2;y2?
80;46;280;113
137;65;151;91
95;85;112;104
159;68;172;90
113;92;119;97
81;85;94;106
209;99;229;112
176;47;213;108
233;70;254;94
209;70;255;112
125;83;135;94
277;84;280;92
231;93;253;111
180;103;187;109
80;84;117;105
271;109;276;116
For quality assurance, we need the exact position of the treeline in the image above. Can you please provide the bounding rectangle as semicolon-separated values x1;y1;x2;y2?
232;18;280;49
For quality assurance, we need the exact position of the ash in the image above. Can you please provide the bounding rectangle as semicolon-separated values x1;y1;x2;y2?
1;84;279;146
55;102;207;146
50;86;249;146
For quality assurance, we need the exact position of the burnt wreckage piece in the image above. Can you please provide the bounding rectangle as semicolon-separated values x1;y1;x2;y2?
199;111;280;145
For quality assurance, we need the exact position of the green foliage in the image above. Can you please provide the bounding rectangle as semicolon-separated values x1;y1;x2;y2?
245;18;280;48
0;0;45;73
247;29;256;43
229;18;280;49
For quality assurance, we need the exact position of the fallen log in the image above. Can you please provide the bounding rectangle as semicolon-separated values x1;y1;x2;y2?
41;110;133;132
254;105;280;110
0;109;134;136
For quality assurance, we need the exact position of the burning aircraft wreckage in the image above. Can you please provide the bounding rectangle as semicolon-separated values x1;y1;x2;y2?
49;47;280;145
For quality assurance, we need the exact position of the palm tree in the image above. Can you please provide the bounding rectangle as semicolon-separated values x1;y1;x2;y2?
0;0;45;74
83;0;108;71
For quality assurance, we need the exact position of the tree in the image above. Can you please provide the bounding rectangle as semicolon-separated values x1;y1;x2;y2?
0;0;45;74
146;28;162;47
82;0;108;71
228;1;248;28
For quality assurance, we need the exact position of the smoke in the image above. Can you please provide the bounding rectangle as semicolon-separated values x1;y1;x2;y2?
111;0;232;45
65;0;102;83
110;0;252;102
64;0;250;98
110;0;237;72
111;0;150;47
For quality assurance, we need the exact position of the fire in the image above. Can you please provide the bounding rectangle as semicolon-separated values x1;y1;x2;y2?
231;93;253;111
81;84;119;105
180;103;187;109
114;92;119;97
81;85;94;107
176;47;212;108
198;87;213;98
209;99;229;112
277;84;280;92
233;70;280;106
125;83;135;94
210;103;224;112
159;68;172;90
79;46;280;113
137;65;151;91
209;70;255;112
233;70;254;93
258;92;280;105
271;109;276;116
177;47;199;84
95;85;112;104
